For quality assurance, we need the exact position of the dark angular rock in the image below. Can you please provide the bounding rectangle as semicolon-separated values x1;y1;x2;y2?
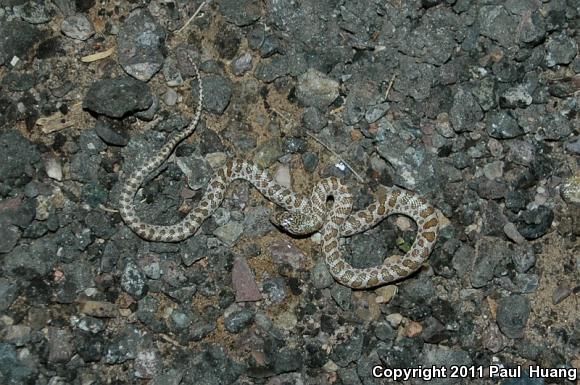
565;136;580;155
516;205;553;240
117;8;166;81
192;74;232;115
492;60;525;83
1;71;36;91
311;261;334;289
478;5;516;47
105;325;143;364
135;94;160;121
259;35;282;58
47;327;74;363
420;345;472;385
450;88;483;132
0;19;41;65
3;239;56;279
394;57;435;101
254;56;289;82
486;111;524;139
0;131;42;185
472;77;496;111
121;261;147;298
0;278;19;311
330;284;352;311
0;222;21;254
481;200;508;236
182;235;208;266
274;348;303;374
499;85;533;108
222;122;256;151
545;32;578;67
0;343;35;384
548;75;580;98
283;137;308;154
451;244;475;278
331;327;363;367
378;337;423;368
421;317;448;344
76;334;104;362
84;76;153;118
231;52;252;76
301;151;318;173
215;24;242;60
216;0;262;27
506;140;536;165
473;178;509;200
14;1;52;24
188;321;216;342
512;245;536;273
224;308;255;333
496;295;531;339
516;11;546;47
472;238;511;288
182;345;245;385
498;273;539;294
540;113;571;141
374;321;396;342
95;119;129;146
302;106;327;132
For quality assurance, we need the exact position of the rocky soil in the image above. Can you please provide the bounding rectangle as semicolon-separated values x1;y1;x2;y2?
0;1;578;384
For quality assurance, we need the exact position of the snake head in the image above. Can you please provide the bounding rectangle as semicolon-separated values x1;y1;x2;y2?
270;210;321;236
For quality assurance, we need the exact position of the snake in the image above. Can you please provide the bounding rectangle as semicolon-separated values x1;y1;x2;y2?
119;63;439;288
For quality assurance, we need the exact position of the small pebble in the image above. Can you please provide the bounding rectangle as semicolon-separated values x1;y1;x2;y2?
164;88;178;106
403;320;423;338
45;158;62;181
374;285;398;304
80;301;118;318
552;283;572;305
274;165;291;188
61;14;95;41
386;313;403;328
503;222;526;244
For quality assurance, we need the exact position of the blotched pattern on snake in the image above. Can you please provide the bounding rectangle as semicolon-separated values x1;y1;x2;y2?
119;64;439;288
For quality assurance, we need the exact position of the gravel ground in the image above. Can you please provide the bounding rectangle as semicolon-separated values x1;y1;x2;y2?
0;1;579;385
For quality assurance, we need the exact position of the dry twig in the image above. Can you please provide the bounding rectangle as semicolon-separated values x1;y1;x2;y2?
304;131;364;183
177;1;207;34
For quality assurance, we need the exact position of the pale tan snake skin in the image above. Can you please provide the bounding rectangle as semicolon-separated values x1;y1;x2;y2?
119;64;439;288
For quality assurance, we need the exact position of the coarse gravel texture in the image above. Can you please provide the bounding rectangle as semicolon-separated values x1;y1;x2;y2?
0;1;579;385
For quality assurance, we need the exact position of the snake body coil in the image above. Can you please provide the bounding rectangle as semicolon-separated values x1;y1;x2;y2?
119;64;439;288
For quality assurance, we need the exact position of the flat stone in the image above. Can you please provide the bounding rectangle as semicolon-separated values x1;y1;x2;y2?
47;328;74;363
496;295;531;339
216;0;262;27
213;221;244;246
0;222;20;254
486;111;524;139
450;88;483;132
117;8;166;81
61;14;95;41
295;68;339;109
0;20;40;65
84;76;153;118
232;257;262;302
80;300;119;317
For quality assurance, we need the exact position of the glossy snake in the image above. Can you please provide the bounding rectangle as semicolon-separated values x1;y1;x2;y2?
119;64;439;288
